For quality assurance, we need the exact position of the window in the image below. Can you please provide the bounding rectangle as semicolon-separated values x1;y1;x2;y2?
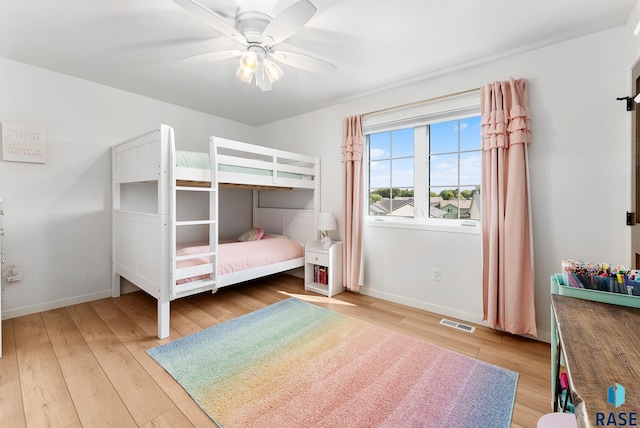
368;129;414;217
364;92;481;225
428;116;481;220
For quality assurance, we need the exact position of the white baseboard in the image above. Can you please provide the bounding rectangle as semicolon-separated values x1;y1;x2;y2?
2;289;113;320
536;330;551;344
360;287;550;343
360;287;484;324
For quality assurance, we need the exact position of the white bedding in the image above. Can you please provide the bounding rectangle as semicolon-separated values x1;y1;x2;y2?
175;150;313;180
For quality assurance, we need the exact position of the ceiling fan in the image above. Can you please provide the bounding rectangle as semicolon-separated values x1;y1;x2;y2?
173;0;337;91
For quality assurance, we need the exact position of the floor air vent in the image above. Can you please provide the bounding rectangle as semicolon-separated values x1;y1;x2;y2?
439;318;476;333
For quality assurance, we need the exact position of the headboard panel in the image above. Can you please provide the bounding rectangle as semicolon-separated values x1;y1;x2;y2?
253;207;316;245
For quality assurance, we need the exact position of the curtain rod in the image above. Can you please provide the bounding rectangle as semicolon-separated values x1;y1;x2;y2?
363;87;482;117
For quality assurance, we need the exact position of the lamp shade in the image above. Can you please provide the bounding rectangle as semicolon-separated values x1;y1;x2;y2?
264;60;283;83
236;66;254;84
317;212;337;231
239;51;259;72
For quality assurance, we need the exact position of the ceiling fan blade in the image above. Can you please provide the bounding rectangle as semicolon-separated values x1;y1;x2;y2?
201;1;238;19
262;0;317;45
270;50;336;73
173;0;247;45
180;50;243;63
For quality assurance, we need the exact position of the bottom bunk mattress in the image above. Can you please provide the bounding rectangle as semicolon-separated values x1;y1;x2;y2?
176;234;303;282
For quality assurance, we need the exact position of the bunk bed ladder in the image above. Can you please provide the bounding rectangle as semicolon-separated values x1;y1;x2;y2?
168;132;218;301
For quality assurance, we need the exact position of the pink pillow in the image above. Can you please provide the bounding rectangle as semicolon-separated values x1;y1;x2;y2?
237;227;264;241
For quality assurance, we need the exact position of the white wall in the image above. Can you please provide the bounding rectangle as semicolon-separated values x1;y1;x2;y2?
258;27;631;342
626;1;640;66
1;18;637;343
0;57;255;318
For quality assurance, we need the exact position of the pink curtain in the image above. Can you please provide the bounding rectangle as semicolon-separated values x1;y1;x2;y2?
481;78;536;337
342;115;364;292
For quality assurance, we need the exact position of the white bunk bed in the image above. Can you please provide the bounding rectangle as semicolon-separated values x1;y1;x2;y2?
112;124;319;338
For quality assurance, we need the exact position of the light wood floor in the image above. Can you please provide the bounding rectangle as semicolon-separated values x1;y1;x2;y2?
0;274;551;427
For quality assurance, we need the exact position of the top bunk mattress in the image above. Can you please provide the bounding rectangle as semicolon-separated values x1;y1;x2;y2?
176;150;313;180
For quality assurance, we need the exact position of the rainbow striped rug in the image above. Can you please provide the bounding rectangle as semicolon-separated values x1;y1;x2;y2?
147;298;518;427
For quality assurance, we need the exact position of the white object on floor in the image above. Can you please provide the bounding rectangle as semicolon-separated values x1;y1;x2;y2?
537;412;578;428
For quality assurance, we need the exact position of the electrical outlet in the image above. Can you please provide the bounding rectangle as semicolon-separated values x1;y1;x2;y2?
432;268;441;281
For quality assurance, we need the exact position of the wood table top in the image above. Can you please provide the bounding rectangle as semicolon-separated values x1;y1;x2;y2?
551;294;640;427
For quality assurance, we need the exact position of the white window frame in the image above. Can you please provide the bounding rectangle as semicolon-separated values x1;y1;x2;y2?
363;91;481;235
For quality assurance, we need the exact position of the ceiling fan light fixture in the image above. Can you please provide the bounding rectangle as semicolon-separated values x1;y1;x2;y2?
264;60;283;83
173;0;336;91
238;50;259;72
235;66;254;84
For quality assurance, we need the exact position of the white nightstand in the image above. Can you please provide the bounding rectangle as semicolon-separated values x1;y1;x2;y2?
304;240;343;297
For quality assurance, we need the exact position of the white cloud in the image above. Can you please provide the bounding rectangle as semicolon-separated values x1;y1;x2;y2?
370;148;387;159
392;168;414;187
370;174;390;188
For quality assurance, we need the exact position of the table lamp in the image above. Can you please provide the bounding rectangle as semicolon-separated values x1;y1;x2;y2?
318;212;337;249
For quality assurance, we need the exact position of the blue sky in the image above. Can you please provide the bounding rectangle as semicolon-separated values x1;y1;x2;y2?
369;116;481;193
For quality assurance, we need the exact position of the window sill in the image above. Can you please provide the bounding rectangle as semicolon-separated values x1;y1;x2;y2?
364;217;481;235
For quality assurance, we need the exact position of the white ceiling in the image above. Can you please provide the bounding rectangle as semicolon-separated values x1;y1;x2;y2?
0;0;636;126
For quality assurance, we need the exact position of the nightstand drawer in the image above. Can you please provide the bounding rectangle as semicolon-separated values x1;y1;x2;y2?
307;251;329;266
